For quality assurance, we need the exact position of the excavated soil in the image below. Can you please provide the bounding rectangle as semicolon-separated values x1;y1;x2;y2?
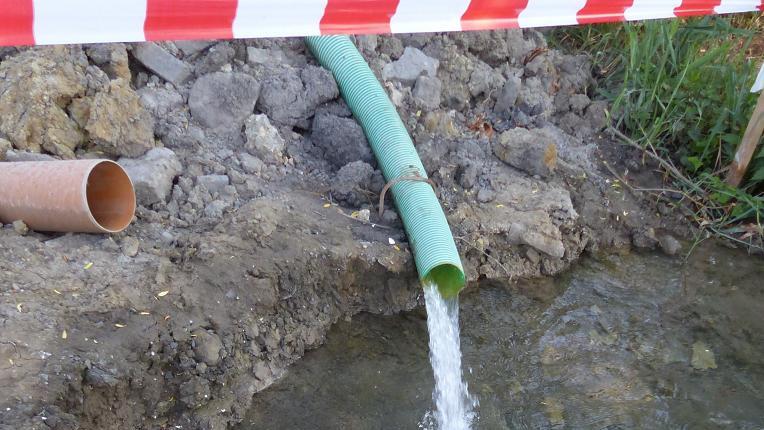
1;30;689;429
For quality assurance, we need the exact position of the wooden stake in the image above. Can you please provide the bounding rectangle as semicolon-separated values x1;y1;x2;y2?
726;90;764;187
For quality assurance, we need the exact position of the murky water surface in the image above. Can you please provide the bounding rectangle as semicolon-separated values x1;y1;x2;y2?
240;242;764;429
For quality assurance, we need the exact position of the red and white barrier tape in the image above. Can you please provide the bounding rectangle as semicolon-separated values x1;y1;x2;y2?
0;0;761;46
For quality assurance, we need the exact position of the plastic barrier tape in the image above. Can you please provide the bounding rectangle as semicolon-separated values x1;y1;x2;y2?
0;0;761;46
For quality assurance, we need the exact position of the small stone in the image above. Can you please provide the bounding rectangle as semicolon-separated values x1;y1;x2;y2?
246;47;288;66
175;40;214;58
382;47;439;86
476;188;495;203
658;234;681;256
357;209;371;223
691;341;717;370
330;161;374;207
118;148;183;206
569;94;591;114
412;75;442;109
311;112;373;169
120;236;140;257
192;329;224;366
494;75;521;117
0;138;11;160
196;175;229;195
244;114;285;165
239;153;265;175
526;248;540;264
138;86;184;119
494;128;558;178
132;42;193;86
189;72;260;129
12;220;28;236
194;42;235;75
252;361;272;382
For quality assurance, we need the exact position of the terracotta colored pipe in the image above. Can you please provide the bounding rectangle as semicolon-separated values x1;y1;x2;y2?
0;160;136;233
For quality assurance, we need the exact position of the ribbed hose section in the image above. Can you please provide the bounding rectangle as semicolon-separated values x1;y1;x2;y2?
306;35;465;297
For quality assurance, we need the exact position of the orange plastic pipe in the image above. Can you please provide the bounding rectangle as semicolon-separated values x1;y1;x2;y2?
0;160;136;233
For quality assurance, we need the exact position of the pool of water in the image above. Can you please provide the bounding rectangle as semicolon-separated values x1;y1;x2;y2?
238;242;764;429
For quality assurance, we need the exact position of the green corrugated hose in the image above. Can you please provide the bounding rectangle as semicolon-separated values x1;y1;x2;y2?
306;35;465;298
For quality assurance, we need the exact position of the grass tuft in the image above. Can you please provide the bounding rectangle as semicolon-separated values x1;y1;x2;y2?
551;14;764;251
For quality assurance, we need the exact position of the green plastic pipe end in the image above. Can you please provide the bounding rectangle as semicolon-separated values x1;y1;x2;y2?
423;264;466;299
306;35;467;298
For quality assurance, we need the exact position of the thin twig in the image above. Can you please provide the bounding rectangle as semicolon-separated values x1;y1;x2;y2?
608;126;704;194
455;236;513;280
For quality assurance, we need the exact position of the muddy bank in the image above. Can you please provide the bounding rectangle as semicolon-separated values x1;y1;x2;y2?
1;30;686;429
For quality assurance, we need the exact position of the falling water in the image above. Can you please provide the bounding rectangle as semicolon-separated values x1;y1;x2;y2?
421;282;477;430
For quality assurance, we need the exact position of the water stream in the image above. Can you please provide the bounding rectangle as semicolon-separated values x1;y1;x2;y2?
239;242;764;429
420;282;476;429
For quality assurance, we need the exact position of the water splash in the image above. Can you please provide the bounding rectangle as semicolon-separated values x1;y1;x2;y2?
421;282;477;430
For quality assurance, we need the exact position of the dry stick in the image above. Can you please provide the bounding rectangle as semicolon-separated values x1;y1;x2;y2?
454;237;513;280
600;160;706;214
607;126;704;195
726;89;764;187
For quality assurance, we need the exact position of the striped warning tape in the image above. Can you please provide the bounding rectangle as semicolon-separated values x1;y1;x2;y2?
0;0;761;46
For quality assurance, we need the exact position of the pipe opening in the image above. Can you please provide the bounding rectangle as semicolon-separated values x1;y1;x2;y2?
423;264;466;299
86;161;136;233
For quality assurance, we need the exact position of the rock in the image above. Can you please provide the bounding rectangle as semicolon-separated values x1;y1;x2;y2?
239;153;265;175
494;128;558;178
412;76;442;109
196;175;229;195
194;42;235;75
517;77;554;117
311;112;373;169
0;138;10;160
257;66;338;127
131;42;193;86
0;46;87;158
86;43;130;80
191;329;224;366
118;148;183;206
467;61;505;98
658;234;681;256
301;65;340;107
189;72;260;130
331;161;375;207
382;47;439;85
3;150;56;162
175;40;213;58
120;236;140;257
84;367;119;388
569;94;591;114
508;221;565;258
244;114;285;165
379;37;404;59
494;75;521;116
477;188;495;203
252;361;273;383
691;341;717;370
247;47;288;66
138;86;184;119
86;79;156;157
12;220;28;236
